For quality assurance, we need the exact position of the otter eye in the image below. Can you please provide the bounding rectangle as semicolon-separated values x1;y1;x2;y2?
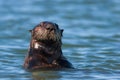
39;24;41;27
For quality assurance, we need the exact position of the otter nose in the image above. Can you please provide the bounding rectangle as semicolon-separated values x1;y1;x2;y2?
46;25;55;31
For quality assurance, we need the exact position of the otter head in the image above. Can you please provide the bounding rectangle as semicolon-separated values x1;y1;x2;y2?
30;21;64;43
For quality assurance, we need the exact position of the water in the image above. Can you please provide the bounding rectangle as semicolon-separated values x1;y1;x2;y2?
0;0;120;80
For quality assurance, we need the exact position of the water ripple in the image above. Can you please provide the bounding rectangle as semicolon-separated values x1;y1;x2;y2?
0;0;120;80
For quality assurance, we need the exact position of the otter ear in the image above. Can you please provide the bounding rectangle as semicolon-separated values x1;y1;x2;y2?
54;23;59;28
29;30;33;36
29;30;34;36
29;30;32;33
61;29;64;36
61;29;64;33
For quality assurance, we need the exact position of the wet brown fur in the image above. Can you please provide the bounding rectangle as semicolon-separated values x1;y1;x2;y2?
24;21;73;70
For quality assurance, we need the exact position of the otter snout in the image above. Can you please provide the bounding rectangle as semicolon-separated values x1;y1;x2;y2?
46;24;55;31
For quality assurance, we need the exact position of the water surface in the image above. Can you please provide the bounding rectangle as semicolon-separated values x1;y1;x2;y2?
0;0;120;80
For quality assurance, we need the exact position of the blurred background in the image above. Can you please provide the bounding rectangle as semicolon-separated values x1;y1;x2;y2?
0;0;120;80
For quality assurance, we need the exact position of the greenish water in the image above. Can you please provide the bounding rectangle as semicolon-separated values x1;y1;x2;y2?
0;0;120;80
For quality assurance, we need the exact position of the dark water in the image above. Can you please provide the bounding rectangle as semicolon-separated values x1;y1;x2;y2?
0;0;120;80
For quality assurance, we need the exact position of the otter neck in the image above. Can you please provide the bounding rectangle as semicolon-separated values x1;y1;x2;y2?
30;39;62;64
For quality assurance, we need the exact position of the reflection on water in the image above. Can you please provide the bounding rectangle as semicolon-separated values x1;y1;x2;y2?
32;71;62;80
31;69;81;80
0;0;120;80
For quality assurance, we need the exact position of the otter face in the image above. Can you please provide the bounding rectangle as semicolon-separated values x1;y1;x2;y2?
30;21;64;42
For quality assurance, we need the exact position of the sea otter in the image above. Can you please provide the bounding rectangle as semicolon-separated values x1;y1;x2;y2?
24;21;74;70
